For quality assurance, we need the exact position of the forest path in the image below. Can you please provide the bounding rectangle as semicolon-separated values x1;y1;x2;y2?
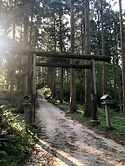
25;92;125;166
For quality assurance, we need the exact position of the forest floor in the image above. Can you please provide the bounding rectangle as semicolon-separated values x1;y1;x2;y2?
24;93;125;166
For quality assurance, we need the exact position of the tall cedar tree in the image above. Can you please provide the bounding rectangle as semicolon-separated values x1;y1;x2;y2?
84;0;92;117
70;0;77;113
119;0;125;117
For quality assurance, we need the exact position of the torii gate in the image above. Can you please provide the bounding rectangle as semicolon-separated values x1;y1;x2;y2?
29;51;110;123
14;50;110;123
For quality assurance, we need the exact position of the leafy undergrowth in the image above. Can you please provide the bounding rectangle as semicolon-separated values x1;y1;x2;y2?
0;106;38;166
98;108;125;133
75;105;125;134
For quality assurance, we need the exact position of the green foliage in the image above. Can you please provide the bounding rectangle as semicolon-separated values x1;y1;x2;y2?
74;105;91;122
74;105;125;134
42;87;52;99
48;98;61;105
0;107;37;166
98;109;125;133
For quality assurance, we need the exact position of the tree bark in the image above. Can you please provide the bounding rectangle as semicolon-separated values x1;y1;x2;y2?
53;13;56;98
23;1;30;96
10;3;16;100
59;7;64;103
112;55;117;100
47;67;55;95
70;0;77;113
84;0;92;117
100;0;106;95
119;0;125;117
81;3;85;102
116;57;122;112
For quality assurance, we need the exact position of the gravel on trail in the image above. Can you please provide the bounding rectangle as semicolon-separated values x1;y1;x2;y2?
24;92;125;166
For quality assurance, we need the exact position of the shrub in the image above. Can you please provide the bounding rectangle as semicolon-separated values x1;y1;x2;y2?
42;87;52;99
0;107;37;166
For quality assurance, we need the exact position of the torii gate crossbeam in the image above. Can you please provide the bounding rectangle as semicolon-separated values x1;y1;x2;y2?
11;49;111;62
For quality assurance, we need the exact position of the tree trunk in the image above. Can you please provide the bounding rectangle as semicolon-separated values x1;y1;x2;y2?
23;1;29;95
69;0;77;113
81;4;85;103
59;8;64;103
52;13;57;98
112;55;117;100
116;57;122;111
28;7;34;97
10;5;16;100
101;0;106;95
84;0;92;117
47;67;55;95
60;68;64;103
119;0;125;117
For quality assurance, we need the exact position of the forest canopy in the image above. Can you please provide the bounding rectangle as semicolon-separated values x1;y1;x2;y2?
0;0;124;119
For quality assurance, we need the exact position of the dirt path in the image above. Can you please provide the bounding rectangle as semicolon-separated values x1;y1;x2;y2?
25;94;125;166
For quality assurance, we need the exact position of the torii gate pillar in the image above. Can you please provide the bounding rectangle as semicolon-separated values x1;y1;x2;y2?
32;54;37;122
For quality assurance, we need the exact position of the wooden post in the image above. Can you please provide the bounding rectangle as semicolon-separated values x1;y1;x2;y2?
32;54;36;122
22;95;32;125
91;60;98;121
24;103;32;125
105;104;111;128
24;57;28;95
33;54;36;96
